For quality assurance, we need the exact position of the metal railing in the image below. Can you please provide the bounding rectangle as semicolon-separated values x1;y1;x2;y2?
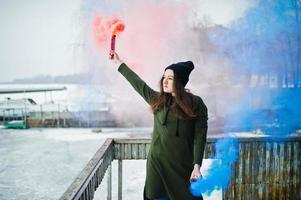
60;135;301;200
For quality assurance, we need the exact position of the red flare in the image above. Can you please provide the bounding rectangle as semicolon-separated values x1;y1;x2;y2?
112;23;125;35
110;35;116;59
110;21;125;59
92;15;125;59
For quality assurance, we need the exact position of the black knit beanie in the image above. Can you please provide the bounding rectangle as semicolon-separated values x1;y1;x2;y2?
164;61;194;87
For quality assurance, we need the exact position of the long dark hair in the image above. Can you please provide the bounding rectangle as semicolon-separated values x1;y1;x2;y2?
150;73;197;120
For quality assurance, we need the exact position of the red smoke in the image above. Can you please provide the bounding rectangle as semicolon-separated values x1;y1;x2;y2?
92;15;125;48
91;1;190;75
112;21;125;35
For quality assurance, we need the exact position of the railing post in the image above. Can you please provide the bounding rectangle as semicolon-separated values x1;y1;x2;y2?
57;104;60;128
118;159;123;200
107;163;112;200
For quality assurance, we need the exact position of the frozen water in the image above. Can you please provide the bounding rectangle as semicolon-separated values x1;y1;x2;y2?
0;128;221;200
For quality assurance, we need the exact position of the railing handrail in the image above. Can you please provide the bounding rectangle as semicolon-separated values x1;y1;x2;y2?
60;138;114;200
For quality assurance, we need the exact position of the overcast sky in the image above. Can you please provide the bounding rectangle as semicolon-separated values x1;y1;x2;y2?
0;0;254;82
0;0;81;82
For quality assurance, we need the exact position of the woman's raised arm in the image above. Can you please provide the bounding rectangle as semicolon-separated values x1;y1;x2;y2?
110;51;158;104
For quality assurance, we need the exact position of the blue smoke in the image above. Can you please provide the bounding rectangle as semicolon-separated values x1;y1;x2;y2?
223;88;301;135
209;0;301;135
190;137;238;197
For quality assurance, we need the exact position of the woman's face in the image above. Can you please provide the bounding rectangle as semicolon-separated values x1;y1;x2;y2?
162;69;174;94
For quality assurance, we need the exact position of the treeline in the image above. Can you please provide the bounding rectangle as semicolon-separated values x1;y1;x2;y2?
9;73;90;84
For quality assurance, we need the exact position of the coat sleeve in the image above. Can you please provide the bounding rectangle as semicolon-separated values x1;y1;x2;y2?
118;63;158;104
193;97;208;166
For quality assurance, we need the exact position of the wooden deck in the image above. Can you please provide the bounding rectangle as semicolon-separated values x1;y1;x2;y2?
60;135;301;200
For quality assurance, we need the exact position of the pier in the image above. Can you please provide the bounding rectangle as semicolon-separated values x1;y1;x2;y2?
60;135;301;200
0;86;116;128
0;100;116;128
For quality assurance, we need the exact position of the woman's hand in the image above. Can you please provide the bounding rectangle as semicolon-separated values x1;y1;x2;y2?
190;164;202;182
109;50;123;67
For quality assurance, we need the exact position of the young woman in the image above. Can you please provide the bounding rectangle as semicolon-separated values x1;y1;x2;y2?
111;52;208;200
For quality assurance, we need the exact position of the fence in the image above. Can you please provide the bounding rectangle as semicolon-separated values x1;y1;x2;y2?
60;135;301;200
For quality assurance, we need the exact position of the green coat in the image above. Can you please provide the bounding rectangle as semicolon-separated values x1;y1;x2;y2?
118;63;208;200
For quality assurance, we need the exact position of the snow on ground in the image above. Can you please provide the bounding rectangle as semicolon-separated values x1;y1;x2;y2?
0;128;223;200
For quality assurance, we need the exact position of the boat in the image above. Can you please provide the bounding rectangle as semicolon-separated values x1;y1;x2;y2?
2;120;28;129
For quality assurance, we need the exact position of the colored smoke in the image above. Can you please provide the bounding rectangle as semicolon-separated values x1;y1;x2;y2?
75;0;301;132
92;15;125;48
209;0;301;135
190;137;239;197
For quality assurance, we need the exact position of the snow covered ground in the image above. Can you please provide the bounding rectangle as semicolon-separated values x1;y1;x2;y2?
0;128;221;200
